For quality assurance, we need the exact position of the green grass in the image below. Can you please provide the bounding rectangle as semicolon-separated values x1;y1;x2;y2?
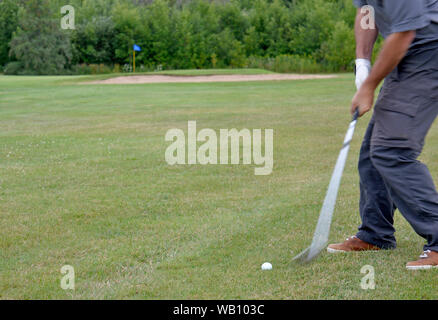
1;71;438;299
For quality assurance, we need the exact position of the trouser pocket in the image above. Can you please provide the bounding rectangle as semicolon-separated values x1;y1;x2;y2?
372;95;438;151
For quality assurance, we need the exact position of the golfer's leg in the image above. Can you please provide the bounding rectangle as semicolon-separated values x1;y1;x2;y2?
370;92;438;252
356;118;396;249
370;147;438;252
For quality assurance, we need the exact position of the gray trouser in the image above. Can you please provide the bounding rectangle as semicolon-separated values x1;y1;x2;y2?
356;45;438;252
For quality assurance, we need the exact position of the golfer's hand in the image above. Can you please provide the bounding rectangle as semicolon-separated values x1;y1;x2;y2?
351;83;374;117
355;59;371;90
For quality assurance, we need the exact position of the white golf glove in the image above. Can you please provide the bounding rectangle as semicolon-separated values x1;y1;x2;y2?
355;59;371;90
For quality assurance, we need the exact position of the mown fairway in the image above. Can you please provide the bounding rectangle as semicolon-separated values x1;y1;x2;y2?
1;71;438;299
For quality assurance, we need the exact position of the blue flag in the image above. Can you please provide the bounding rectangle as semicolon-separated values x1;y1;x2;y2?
133;44;141;52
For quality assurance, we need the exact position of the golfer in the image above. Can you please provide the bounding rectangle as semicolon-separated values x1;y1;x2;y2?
328;0;438;270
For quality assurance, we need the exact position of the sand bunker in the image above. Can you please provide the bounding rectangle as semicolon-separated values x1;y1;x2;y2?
88;73;336;84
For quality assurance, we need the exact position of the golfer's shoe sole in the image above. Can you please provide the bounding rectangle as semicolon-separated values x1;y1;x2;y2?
327;247;347;253
406;265;438;271
326;247;380;254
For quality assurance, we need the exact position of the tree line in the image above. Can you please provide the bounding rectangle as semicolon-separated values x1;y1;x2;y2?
0;0;378;75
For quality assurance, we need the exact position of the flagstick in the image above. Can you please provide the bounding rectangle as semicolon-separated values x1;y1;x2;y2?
133;50;136;73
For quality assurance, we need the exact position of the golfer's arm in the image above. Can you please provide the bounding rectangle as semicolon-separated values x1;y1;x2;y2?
355;9;378;60
363;31;416;90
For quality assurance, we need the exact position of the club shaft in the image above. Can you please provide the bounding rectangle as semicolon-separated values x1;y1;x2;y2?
306;116;358;260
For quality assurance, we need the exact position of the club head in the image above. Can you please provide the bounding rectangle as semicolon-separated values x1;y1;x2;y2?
292;247;310;263
305;246;325;263
293;243;326;264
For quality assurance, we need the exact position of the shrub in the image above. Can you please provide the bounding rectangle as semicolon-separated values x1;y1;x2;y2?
73;63;113;75
112;63;121;73
247;55;323;73
3;61;24;75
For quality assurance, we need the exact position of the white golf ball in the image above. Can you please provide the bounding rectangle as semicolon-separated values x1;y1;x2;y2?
261;262;272;270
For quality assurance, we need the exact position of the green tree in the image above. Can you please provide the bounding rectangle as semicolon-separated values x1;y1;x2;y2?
139;0;173;68
213;28;246;67
244;0;270;57
112;1;142;64
264;0;293;56
0;0;19;67
72;16;116;64
320;21;355;71
7;0;72;75
0;0;361;74
289;0;337;57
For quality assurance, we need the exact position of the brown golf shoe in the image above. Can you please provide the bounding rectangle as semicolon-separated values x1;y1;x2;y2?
406;250;438;270
327;236;380;253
